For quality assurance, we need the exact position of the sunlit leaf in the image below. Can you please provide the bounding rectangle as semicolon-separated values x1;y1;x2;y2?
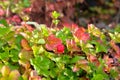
0;27;10;37
37;39;45;44
30;56;53;77
88;24;104;38
110;40;120;54
74;27;90;42
66;39;80;52
71;56;85;63
32;45;45;56
77;60;91;73
8;70;20;80
56;27;72;43
51;11;60;19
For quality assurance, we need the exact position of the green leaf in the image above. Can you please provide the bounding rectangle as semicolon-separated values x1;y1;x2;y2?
0;52;9;61
110;69;118;78
10;49;19;62
0;27;10;37
62;68;74;78
15;35;24;50
115;24;120;33
109;32;120;43
19;49;33;61
95;43;108;53
90;40;108;53
49;68;58;78
61;55;71;64
0;39;6;49
58;74;69;80
56;27;72;43
71;56;85;63
5;31;15;41
7;63;19;70
52;11;60;19
92;74;104;80
52;19;60;25
32;45;45;56
88;24;102;37
30;56;52;77
37;39;45;44
23;0;30;7
41;25;49;37
0;19;9;27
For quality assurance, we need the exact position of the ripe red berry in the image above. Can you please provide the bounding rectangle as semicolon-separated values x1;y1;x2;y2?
55;44;64;54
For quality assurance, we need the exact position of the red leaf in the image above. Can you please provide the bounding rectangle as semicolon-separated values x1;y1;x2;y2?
110;40;120;58
104;55;113;65
71;23;79;31
11;15;22;23
87;54;100;66
81;33;90;42
22;22;35;32
63;23;79;31
45;34;62;51
103;55;113;72
63;23;71;28
74;27;90;42
23;7;32;13
21;39;31;51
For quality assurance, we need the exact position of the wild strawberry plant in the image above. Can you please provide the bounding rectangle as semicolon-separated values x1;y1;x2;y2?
0;2;120;79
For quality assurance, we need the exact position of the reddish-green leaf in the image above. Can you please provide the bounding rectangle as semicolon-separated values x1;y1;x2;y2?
66;39;80;52
45;34;62;51
74;27;90;42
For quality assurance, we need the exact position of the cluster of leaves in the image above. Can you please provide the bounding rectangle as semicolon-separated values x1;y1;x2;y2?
0;0;120;80
0;0;31;25
0;15;120;80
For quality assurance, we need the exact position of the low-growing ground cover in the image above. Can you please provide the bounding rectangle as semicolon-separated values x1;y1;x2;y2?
0;0;120;80
0;18;120;80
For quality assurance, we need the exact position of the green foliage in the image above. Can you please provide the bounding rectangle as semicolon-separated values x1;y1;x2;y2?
30;56;53;77
23;0;30;7
0;27;10;37
51;11;60;19
0;9;120;80
0;19;9;27
56;27;73;43
51;11;60;26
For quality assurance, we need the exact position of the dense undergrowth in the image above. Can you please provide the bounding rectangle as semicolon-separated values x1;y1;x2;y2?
0;0;120;80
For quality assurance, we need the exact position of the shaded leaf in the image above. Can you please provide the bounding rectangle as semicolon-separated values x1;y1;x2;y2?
0;19;9;27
